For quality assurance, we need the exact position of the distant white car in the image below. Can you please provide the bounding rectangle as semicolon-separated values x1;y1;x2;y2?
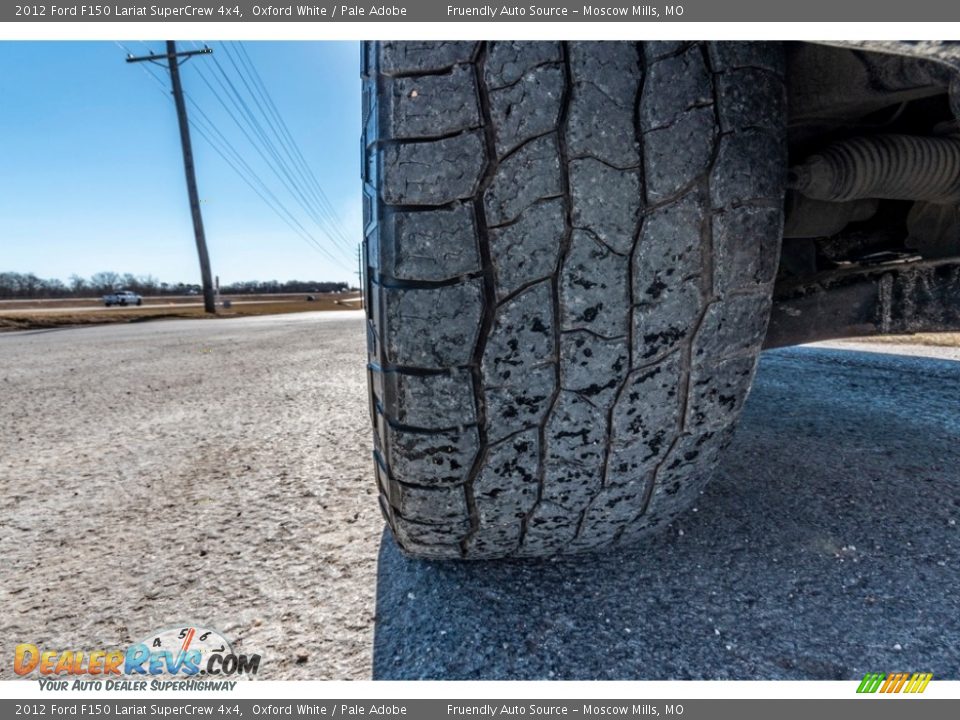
102;290;142;307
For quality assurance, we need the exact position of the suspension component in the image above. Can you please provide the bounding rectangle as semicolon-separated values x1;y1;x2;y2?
783;195;879;238
790;133;960;204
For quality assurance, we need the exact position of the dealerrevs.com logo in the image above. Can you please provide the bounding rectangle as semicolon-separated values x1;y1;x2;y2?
15;626;260;691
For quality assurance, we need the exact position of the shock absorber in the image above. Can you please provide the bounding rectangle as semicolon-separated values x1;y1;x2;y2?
790;132;960;204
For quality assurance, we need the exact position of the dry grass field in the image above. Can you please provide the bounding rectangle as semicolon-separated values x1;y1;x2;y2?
0;292;362;331
854;332;960;348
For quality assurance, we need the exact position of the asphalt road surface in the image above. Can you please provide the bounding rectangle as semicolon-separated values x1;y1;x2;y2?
1;313;957;680
374;341;960;679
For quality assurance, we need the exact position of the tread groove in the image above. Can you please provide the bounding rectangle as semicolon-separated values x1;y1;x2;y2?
458;41;501;557
517;40;574;553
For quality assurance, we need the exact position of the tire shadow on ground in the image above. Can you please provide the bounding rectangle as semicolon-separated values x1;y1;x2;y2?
372;347;960;680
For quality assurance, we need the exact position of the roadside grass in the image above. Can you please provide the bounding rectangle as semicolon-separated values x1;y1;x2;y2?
0;296;360;332
847;332;960;348
0;292;348;311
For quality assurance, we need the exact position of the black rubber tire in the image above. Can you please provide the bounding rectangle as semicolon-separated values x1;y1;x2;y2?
361;41;786;559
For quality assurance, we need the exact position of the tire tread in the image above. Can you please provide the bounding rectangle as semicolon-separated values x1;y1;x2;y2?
362;41;786;558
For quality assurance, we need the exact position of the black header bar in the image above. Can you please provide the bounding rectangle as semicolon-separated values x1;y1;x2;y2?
7;0;960;22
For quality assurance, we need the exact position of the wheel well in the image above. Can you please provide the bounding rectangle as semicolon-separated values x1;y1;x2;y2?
768;42;960;347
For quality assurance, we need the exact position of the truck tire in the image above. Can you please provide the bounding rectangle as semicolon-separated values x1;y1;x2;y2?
362;41;786;559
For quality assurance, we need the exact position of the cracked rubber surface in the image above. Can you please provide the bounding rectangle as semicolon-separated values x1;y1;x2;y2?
361;41;786;559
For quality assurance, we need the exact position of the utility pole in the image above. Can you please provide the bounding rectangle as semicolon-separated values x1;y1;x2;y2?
357;243;365;310
127;42;216;314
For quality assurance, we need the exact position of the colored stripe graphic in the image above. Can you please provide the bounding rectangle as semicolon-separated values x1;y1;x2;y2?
891;673;909;693
857;672;932;693
909;673;933;693
857;672;885;693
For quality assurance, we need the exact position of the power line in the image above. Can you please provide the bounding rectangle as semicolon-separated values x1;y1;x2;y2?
129;46;352;271
134;40;355;270
190;123;352;271
189;55;354;264
189;40;355;257
207;53;335;238
228;41;354;248
236;40;352;242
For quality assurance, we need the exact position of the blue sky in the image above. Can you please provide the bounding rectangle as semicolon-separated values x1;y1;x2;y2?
0;41;361;285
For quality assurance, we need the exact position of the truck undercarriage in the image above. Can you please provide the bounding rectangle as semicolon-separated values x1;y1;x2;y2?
768;41;960;347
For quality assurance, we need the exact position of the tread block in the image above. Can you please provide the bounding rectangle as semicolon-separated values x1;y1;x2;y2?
566;84;641;168
392;482;469;525
382;132;486;205
566;42;641;168
484;134;563;227
483;375;555;445
517;501;580;556
631;191;704;362
607;354;682;483
685;355;757;433
383;281;484;367
387;66;481;139
385;425;479;487
383;369;476;428
482;281;556;385
464;522;523;558
641;45;713;132
380;203;481;282
542;391;605;511
716;67;786;134
560;230;630;338
632;287;701;364
713;204;782;293
484;41;563;89
569;159;642;255
559;331;629;410
709;129;785;209
482;282;557;442
567;41;642;109
569;482;648;551
633;191;703;298
693;293;772;362
489;64;565;157
379;41;477;76
643;107;717;202
394;515;470;545
473;429;540;525
489;198;565;300
660;428;731;478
